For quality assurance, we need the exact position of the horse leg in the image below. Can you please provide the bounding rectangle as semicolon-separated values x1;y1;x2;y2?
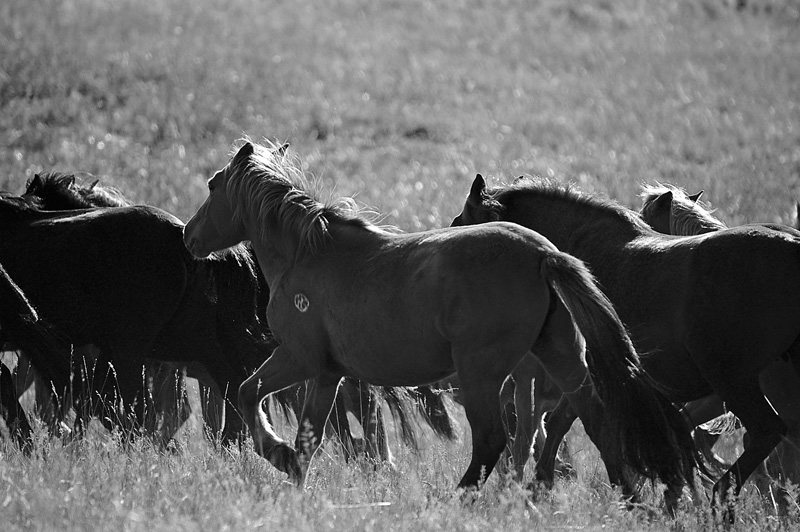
294;374;342;473
534;394;578;489
452;345;512;488
98;354;148;437
238;345;320;482
529;300;634;499
713;379;786;521
494;375;516;476
0;362;31;451
146;362;190;445
456;378;509;488
327;380;359;461
190;360;245;444
510;358;536;480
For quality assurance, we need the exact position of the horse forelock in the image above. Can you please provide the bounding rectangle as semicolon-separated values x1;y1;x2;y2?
226;140;374;257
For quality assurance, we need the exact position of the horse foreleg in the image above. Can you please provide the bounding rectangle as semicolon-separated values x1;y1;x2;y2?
238;345;317;483
295;375;343;474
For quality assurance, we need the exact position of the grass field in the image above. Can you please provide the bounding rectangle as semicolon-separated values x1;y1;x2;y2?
2;0;800;529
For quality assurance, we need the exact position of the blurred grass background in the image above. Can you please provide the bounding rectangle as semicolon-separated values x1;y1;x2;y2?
2;0;798;229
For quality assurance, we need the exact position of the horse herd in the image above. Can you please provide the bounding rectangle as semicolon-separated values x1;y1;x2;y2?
2;139;800;520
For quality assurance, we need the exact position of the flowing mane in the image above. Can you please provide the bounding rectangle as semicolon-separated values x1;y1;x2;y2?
640;183;726;235
486;177;654;232
24;172;132;210
226;141;375;257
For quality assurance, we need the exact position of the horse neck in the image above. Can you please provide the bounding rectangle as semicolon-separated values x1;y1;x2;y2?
504;192;644;252
243;228;298;288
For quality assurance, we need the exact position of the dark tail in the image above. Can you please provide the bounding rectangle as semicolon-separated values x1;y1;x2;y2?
540;251;700;490
409;385;457;441
378;385;457;450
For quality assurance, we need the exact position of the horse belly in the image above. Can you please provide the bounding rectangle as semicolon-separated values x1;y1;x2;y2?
329;321;455;387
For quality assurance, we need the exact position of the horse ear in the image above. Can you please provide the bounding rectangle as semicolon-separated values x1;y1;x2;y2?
233;142;254;165
468;174;486;202
276;143;289;156
688;190;704;203
653;190;673;210
795;201;800;231
27;174;43;191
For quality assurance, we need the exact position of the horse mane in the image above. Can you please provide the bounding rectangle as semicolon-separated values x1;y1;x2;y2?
25;172;132;209
486;176;653;232
640;183;726;236
227;140;376;257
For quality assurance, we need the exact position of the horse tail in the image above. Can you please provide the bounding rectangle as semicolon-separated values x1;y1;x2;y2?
379;387;419;450
411;385;457;441
540;251;700;489
375;385;457;450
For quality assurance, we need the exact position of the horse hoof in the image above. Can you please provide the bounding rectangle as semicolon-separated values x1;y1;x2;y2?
267;444;302;482
524;480;553;502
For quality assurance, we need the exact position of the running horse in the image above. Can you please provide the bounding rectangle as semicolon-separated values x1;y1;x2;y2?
183;140;697;495
453;174;800;516
640;184;800;509
0;185;277;440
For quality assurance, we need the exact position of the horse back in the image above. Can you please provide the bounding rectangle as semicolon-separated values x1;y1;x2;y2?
0;205;190;345
267;222;558;384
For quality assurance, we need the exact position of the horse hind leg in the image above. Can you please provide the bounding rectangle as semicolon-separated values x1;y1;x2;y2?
0;362;32;451
509;357;536;481
528;300;636;501
452;346;515;488
713;379;787;521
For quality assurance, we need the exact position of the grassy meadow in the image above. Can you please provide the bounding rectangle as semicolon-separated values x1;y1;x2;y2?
2;0;800;529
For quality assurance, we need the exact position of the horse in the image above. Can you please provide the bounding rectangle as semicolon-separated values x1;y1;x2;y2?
182;140;698;499
9;172;196;438
453;174;800;516
0;182;281;441
640;183;800;510
14;172;455;458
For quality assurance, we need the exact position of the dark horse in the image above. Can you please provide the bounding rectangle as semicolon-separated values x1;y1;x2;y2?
0;183;277;440
453;174;800;515
640;184;800;508
182;140;697;497
12;172;454;457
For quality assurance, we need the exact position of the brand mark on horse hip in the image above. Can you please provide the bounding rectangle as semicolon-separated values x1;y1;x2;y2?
294;293;310;313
